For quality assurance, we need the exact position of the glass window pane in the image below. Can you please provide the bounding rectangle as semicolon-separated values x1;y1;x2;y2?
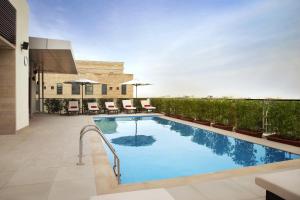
102;84;107;95
121;84;127;95
85;84;93;95
72;83;80;95
57;83;63;95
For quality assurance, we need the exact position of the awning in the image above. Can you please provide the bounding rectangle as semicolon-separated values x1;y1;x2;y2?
29;37;77;74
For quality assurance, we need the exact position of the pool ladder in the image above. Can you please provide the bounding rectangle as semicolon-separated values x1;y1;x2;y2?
77;125;121;184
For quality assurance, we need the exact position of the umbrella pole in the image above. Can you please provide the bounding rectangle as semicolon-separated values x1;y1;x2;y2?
135;85;138;114
135;85;138;99
81;83;84;114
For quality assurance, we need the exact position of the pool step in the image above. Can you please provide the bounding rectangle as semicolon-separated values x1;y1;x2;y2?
90;189;174;200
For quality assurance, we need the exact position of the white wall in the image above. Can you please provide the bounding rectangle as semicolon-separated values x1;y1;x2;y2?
10;0;29;130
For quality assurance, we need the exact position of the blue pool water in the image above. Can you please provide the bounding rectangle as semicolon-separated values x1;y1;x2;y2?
94;116;300;184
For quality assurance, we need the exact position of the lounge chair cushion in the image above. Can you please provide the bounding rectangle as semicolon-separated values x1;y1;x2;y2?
91;106;97;108
70;106;78;109
255;169;300;200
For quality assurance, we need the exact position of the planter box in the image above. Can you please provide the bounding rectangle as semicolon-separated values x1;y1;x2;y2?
165;114;182;119
267;134;300;147
194;120;211;126
235;129;263;138
180;117;195;122
212;123;233;131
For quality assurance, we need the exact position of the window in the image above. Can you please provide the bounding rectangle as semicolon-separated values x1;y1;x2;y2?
57;83;63;95
85;84;93;95
121;84;127;95
72;83;80;95
102;84;107;95
51;86;54;90
109;87;113;90
116;87;119;90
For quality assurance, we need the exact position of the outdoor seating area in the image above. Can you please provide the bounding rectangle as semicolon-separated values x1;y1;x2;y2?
45;98;157;115
0;0;299;200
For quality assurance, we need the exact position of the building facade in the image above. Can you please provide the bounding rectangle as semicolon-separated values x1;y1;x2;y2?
0;0;29;134
43;60;134;99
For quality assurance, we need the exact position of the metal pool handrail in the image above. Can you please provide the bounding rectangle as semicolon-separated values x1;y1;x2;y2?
77;124;121;184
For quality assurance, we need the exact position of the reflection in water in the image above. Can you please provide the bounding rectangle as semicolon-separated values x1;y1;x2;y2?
152;117;171;126
262;147;291;163
230;139;257;166
94;118;117;134
170;122;195;136
111;135;156;147
111;118;156;147
153;117;194;136
192;129;232;156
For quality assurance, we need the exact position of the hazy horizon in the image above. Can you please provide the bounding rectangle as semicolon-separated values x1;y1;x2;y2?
28;0;300;99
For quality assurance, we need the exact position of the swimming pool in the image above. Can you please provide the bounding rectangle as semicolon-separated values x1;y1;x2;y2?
94;116;300;184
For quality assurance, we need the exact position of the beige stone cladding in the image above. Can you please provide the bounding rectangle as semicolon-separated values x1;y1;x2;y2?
43;60;134;99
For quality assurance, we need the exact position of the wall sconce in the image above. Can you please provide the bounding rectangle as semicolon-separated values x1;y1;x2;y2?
21;42;29;50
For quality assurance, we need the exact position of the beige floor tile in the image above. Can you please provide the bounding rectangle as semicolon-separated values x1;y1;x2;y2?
61;154;93;167
167;185;207;200
48;178;96;200
54;165;95;181
0;172;15;188
192;179;259;200
230;175;265;197
7;167;58;186
0;182;51;200
90;188;174;200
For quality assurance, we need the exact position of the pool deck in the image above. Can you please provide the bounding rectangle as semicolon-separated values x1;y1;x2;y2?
0;113;299;200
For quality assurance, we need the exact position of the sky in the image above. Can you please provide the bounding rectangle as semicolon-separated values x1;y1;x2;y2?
28;0;300;98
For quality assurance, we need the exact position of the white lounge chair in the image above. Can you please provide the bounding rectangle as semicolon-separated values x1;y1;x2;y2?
105;102;119;114
88;102;100;114
122;100;136;113
141;99;156;112
68;101;79;114
255;169;300;200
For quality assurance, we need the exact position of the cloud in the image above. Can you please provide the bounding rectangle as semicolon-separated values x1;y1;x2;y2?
28;0;300;98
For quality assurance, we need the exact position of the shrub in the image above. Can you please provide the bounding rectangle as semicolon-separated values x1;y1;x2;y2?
44;99;63;113
268;101;300;139
210;99;235;125
194;99;212;121
235;100;263;131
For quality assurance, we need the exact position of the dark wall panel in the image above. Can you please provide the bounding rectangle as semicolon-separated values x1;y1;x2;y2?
0;0;16;45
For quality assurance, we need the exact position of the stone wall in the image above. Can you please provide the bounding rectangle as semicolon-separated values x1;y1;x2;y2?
42;60;134;99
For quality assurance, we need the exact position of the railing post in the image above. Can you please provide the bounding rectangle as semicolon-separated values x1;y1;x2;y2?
77;125;121;184
77;133;84;165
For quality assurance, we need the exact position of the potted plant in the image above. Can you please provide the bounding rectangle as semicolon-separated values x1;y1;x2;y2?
194;99;211;126
235;100;263;138
266;101;300;147
211;99;234;131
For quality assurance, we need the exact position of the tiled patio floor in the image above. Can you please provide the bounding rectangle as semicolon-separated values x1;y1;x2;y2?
0;114;299;200
0;114;96;200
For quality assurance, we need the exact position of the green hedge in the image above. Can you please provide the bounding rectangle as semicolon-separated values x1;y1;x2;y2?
268;101;300;139
235;100;263;131
151;98;300;139
44;99;63;113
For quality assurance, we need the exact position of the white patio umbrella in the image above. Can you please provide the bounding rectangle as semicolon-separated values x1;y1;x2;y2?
64;78;100;113
122;79;151;99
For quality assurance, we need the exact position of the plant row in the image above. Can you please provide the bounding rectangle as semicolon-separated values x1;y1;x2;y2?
151;98;300;139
